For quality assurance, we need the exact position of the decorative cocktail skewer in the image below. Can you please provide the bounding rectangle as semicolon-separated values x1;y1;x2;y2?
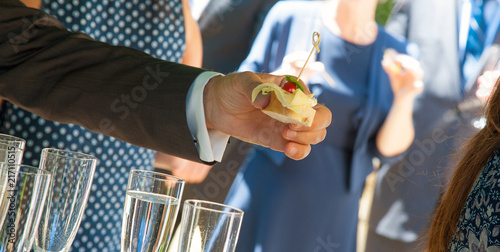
283;31;336;91
297;31;321;80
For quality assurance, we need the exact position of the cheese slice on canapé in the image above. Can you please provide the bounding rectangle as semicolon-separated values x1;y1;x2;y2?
252;82;317;127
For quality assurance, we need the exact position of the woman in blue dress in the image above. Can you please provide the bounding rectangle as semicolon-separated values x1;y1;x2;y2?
224;0;424;251
0;0;201;251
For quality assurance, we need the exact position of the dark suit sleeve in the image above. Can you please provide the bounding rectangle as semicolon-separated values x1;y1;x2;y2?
0;0;208;162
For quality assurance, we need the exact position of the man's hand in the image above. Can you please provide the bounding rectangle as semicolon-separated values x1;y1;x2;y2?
203;72;332;160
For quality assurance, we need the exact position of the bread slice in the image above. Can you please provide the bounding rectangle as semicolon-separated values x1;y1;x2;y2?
262;92;315;127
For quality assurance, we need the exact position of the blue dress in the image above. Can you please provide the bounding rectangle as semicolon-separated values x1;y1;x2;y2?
0;0;185;251
223;2;409;251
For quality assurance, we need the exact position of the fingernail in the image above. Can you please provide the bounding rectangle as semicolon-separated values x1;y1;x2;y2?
286;129;297;139
291;124;302;130
288;146;297;156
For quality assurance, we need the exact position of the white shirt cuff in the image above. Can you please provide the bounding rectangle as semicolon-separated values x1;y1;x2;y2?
186;71;230;162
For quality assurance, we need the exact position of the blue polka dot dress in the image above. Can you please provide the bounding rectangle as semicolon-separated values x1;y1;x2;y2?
0;1;186;251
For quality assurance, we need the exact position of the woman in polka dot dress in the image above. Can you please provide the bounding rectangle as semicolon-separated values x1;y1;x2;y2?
1;0;201;251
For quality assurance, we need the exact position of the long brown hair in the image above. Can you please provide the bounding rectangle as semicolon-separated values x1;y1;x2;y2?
427;77;500;251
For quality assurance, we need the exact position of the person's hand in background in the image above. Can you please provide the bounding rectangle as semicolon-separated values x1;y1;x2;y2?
273;51;326;85
382;51;424;101
476;70;500;103
376;51;424;157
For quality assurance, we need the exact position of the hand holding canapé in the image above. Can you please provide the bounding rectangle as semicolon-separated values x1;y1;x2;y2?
203;72;331;160
251;76;317;127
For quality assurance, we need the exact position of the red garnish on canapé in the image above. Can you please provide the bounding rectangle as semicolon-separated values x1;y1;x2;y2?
282;82;297;93
282;76;304;93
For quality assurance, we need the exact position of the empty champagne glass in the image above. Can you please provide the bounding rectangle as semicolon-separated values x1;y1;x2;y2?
0;164;52;252
34;148;97;252
176;200;244;252
121;169;185;252
0;134;25;233
0;133;25;164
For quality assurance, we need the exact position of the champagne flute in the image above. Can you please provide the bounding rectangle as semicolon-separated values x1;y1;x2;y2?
0;134;25;231
176;200;244;252
0;164;52;252
34;148;97;252
121;169;185;252
0;133;25;164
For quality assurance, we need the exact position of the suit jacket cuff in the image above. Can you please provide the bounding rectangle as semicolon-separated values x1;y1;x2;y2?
186;71;230;162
